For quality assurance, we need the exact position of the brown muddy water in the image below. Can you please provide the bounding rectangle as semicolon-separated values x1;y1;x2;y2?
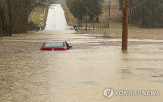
0;30;163;102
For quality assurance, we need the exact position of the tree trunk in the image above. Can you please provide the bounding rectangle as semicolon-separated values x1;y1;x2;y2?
0;8;7;36
7;0;12;36
96;15;99;22
0;8;3;37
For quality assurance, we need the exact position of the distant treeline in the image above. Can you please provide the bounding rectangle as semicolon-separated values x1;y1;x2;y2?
119;0;163;28
66;0;102;25
0;0;56;37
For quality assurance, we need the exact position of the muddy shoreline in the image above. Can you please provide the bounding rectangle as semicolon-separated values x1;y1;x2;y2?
76;29;163;40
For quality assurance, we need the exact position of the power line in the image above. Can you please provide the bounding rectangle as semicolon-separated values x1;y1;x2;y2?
79;0;99;17
129;0;149;11
129;0;163;11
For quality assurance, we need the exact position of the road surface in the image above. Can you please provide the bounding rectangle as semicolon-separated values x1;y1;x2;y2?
45;4;69;30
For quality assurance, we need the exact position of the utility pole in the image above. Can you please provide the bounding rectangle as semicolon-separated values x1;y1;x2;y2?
109;0;111;18
85;0;88;31
85;10;88;31
122;0;129;50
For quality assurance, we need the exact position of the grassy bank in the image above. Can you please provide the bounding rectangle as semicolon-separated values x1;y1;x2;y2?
81;22;138;29
28;7;48;30
61;3;78;26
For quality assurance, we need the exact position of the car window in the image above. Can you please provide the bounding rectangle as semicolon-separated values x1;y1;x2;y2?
44;42;64;47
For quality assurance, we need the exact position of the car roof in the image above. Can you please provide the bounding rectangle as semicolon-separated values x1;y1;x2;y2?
45;41;66;43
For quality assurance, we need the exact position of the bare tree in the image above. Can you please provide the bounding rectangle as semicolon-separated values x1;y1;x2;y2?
0;0;51;36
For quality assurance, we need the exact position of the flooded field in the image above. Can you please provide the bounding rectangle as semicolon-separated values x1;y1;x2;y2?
0;30;163;102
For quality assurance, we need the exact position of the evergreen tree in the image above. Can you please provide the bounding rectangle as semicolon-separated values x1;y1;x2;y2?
67;0;102;24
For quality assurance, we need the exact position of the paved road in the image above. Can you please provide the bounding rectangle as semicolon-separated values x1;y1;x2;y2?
45;4;69;30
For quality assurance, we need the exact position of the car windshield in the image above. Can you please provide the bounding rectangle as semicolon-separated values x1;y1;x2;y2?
44;42;64;47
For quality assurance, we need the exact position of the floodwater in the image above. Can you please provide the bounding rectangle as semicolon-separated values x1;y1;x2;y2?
0;30;163;102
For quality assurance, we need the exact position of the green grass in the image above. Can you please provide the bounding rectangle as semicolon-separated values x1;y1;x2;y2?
81;22;139;29
61;3;78;26
28;7;48;30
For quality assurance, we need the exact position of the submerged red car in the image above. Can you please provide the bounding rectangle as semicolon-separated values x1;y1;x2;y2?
40;41;72;51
